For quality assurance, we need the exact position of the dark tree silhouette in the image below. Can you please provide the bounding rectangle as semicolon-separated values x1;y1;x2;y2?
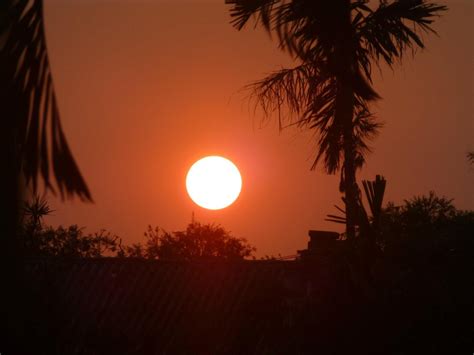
23;225;121;258
20;196;120;257
380;191;474;252
120;222;256;260
19;197;256;260
226;0;446;239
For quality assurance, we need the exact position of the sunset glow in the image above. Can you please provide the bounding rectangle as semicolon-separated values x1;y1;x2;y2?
4;1;471;352
186;156;242;210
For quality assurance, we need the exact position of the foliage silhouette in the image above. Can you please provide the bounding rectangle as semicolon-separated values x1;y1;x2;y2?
22;195;54;231
226;0;446;239
21;197;120;257
327;185;473;258
120;222;256;260
468;151;474;165
380;191;474;255
326;174;386;233
19;197;256;260
0;0;91;199
23;225;121;258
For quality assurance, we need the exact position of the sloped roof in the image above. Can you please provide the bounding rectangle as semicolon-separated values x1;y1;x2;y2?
24;258;352;354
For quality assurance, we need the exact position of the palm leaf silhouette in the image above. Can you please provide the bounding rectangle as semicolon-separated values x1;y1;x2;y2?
0;0;91;200
326;175;387;239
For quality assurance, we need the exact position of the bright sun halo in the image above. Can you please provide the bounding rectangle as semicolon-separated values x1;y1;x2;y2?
186;156;242;210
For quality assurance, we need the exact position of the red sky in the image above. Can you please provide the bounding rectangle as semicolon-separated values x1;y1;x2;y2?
43;0;473;257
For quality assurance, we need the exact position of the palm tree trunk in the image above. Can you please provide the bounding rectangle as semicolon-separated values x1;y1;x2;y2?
342;87;357;240
335;0;358;240
336;80;357;240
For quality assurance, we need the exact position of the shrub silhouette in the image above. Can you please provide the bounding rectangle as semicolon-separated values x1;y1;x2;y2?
120;222;255;260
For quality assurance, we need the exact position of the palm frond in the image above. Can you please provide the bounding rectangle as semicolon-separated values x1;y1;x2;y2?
250;63;332;127
0;0;91;200
248;63;347;173
358;0;447;67
311;103;381;174
325;214;347;224
468;152;474;165
228;0;442;180
227;0;279;31
247;62;382;174
23;194;54;226
228;1;353;61
361;174;386;223
351;105;382;168
327;175;386;235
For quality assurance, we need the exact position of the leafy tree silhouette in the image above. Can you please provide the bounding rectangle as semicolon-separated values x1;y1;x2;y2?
23;223;122;258
226;0;446;239
120;222;256;260
19;196;256;260
20;196;120;257
380;191;474;256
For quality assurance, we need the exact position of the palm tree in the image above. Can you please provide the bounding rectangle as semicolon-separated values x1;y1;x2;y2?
1;1;90;350
226;0;446;239
1;0;91;244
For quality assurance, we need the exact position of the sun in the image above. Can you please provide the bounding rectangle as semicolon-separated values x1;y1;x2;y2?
186;156;242;210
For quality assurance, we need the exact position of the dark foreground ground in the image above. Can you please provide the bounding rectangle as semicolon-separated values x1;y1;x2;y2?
2;240;473;355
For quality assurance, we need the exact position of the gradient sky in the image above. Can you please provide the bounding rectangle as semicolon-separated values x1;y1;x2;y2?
43;0;473;257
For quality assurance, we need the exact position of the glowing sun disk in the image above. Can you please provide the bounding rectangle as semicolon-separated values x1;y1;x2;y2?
186;156;242;210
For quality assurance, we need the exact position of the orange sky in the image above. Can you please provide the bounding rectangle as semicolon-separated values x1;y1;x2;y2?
43;0;473;257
